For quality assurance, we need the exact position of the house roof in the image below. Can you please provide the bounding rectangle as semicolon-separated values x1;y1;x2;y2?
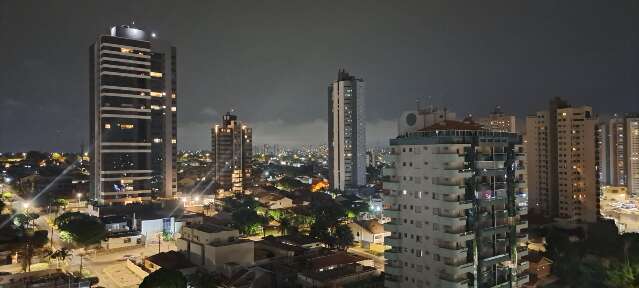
146;251;195;270
354;220;385;235
307;251;367;270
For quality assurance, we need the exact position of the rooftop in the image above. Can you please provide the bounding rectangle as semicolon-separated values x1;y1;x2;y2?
188;223;235;234
307;251;367;270
146;251;195;270
354;220;385;235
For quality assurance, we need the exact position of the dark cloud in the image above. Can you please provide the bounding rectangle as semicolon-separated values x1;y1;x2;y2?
1;0;638;152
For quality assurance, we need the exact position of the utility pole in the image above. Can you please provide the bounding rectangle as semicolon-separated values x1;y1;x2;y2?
158;233;161;253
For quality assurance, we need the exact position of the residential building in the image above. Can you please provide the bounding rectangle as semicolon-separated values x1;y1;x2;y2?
328;69;366;191
597;115;639;195
383;115;529;288
525;98;598;223
90;25;177;204
177;223;255;269
348;219;389;246
211;112;252;193
478;105;516;133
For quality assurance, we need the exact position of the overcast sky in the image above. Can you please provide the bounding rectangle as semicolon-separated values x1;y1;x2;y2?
1;0;638;152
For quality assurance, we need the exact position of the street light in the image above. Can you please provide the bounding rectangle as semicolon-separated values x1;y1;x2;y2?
76;193;82;210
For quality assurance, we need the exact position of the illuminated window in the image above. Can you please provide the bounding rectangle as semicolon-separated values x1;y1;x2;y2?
150;72;163;78
171;139;177;144
150;92;162;97
151;105;161;110
104;124;111;129
171;107;176;112
153;138;162;143
119;123;134;129
120;48;132;53
171;93;176;99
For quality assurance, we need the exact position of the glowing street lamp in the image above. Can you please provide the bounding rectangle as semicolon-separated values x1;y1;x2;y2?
76;193;82;209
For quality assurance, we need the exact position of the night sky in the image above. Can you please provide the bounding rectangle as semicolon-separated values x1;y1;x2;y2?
1;0;638;152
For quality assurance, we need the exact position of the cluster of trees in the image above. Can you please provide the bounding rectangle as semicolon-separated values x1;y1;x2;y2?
55;212;106;246
541;220;639;288
275;176;308;192
308;200;354;250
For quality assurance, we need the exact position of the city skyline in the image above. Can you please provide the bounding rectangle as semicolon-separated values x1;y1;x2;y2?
1;0;639;152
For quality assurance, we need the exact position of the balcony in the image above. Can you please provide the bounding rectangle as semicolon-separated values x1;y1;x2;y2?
517;206;528;215
440;198;474;210
439;273;470;288
383;180;400;191
385;236;402;247
385;249;401;261
480;253;510;266
436;185;466;194
385;264;402;276
518;260;529;271
433;153;463;162
384;222;401;233
443;258;475;275
517;274;530;286
440;228;475;242
438;242;469;258
383;208;400;218
384;279;401;288
517;246;528;258
516;220;528;231
382;167;396;177
437;214;468;226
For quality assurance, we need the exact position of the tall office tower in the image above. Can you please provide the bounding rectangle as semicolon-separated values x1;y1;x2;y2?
90;25;177;204
383;114;529;288
328;69;366;191
597;115;639;195
525;98;598;223
211;112;252;193
478;105;517;133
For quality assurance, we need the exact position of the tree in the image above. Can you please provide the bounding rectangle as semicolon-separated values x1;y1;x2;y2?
55;212;106;246
606;262;639;288
334;224;354;250
140;268;187;288
232;208;266;236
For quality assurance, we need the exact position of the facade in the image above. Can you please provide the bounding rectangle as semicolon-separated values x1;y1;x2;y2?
383;117;529;288
328;70;366;191
597;115;639;195
478;105;516;133
90;25;177;204
525;98;598;223
177;223;254;269
211;112;252;193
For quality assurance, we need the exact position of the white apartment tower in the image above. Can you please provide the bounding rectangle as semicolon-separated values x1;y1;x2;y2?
525;98;598;223
383;111;529;288
328;70;366;191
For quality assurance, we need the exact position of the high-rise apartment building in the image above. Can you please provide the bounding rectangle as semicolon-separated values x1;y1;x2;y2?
478;105;516;133
525;98;598;223
383;113;529;288
90;25;177;204
597;115;639;195
211;112;252;193
328;70;366;191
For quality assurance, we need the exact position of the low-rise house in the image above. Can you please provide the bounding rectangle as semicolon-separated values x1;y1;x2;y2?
177;223;254;271
144;251;197;274
297;251;377;287
348;219;389;246
254;192;294;210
